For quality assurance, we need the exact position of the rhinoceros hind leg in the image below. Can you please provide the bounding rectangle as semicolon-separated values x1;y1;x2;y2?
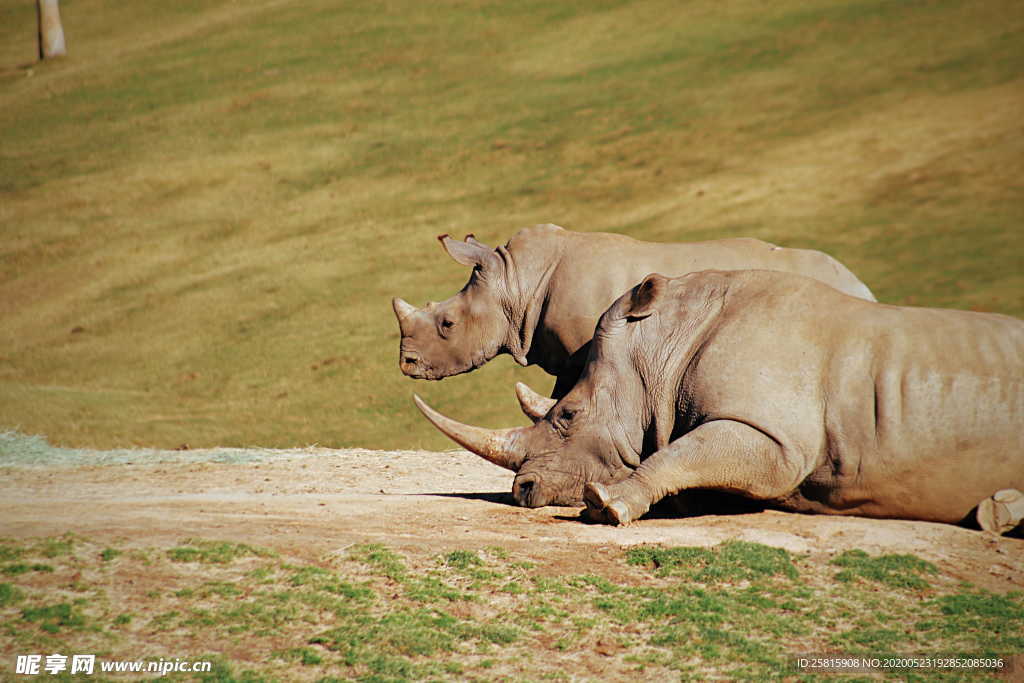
976;489;1024;535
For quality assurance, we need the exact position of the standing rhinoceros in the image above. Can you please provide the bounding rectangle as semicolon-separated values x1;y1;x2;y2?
393;224;875;398
414;270;1024;530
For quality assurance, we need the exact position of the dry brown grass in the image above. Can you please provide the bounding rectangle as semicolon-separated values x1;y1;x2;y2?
1;0;1021;449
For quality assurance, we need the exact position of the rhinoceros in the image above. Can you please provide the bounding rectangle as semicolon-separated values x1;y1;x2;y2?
414;269;1024;529
393;224;875;398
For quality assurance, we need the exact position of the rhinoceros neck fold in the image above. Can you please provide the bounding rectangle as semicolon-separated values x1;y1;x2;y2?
500;237;565;368
630;279;732;456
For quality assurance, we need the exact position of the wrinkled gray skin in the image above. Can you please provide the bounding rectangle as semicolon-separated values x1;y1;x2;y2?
393;224;875;397
416;270;1024;524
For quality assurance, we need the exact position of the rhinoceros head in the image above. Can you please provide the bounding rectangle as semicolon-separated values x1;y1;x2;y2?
413;324;654;507
413;273;697;507
414;381;637;506
392;235;515;380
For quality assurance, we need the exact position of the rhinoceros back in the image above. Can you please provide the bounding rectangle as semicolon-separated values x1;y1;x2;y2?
527;228;875;374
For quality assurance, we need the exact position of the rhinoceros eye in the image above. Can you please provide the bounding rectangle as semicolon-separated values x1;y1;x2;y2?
439;318;455;338
554;407;577;433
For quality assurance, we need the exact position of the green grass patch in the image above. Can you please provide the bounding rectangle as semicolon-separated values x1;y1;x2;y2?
35;536;74;559
831;548;938;589
347;543;407;580
274;646;323;666
100;548;122;562
0;582;22;606
167;539;277;564
404;575;476;604
0;544;24;563
21;602;88;634
2;563;54;575
917;590;1024;651
287;566;372;600
937;591;1024;620
0;535;1020;680
443;549;483;570
626;540;800;582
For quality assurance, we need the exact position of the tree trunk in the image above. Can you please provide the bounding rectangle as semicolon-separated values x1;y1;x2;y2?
37;0;67;59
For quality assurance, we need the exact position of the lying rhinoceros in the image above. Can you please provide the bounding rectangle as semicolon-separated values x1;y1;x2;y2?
393;224;875;398
414;269;1024;529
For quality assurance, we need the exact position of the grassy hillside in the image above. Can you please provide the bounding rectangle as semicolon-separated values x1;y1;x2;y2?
1;0;1022;450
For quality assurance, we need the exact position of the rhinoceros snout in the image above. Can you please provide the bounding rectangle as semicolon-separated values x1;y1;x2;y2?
513;474;576;508
399;350;425;378
512;475;542;508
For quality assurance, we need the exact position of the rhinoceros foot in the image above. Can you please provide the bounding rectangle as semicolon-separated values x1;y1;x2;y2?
977;489;1024;535
584;482;634;526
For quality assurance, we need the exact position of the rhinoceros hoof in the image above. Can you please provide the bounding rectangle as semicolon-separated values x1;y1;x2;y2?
977;489;1024;535
605;500;633;526
583;482;632;526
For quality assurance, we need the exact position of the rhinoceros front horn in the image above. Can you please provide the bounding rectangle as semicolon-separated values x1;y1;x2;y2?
413;394;526;472
515;382;557;422
392;297;418;324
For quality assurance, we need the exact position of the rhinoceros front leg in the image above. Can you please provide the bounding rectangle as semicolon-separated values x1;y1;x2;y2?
584;420;806;525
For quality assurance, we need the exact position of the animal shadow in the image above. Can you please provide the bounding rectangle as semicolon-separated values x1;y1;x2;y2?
421;491;517;506
556;490;769;524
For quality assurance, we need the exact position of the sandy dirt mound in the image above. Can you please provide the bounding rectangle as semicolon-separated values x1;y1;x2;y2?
0;448;1020;590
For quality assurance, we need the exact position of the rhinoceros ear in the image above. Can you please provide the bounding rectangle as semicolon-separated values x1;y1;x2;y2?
438;234;494;267
464;234;491;249
625;273;668;320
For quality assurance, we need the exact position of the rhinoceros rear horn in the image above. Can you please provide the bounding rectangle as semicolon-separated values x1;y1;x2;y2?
515;382;556;422
413;394;525;472
392;297;418;325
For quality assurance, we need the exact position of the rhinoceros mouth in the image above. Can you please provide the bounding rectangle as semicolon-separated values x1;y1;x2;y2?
406;366;469;381
398;353;450;380
512;476;586;508
399;350;492;381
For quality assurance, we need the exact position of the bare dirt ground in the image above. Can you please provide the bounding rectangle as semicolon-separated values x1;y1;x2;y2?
0;448;1021;591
